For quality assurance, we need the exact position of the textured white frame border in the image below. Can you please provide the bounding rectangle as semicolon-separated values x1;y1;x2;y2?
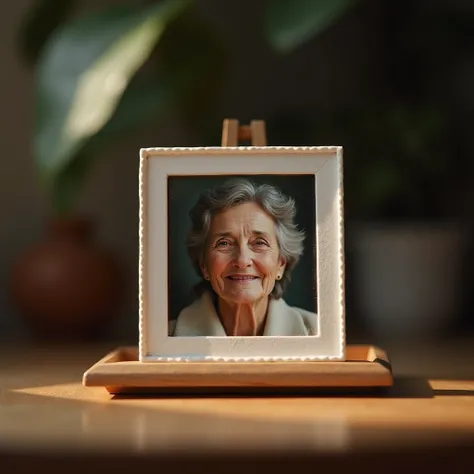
139;147;346;362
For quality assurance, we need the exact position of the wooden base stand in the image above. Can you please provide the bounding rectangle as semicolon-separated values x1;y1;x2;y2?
82;345;393;394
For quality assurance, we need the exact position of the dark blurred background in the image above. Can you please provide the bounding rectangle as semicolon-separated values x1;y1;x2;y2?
1;0;474;349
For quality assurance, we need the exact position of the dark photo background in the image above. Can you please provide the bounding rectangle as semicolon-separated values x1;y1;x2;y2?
167;174;316;322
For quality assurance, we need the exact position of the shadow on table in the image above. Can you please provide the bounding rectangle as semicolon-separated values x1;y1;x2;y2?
433;388;474;396
376;377;474;398
110;376;435;399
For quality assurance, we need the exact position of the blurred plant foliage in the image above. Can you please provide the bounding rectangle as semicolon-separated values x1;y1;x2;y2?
18;0;358;214
310;103;456;220
269;1;474;220
18;0;473;219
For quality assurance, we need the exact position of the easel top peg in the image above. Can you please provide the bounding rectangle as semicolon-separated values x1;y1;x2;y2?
221;119;267;147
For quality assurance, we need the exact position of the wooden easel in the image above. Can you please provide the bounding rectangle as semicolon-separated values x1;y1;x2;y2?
221;119;267;147
82;119;393;395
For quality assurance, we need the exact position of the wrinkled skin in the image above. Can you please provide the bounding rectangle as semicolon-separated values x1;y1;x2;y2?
201;202;286;336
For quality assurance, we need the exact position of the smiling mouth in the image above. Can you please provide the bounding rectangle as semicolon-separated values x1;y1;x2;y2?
226;275;259;281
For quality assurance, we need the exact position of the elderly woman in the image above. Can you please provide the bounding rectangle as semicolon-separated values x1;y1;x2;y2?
172;178;317;337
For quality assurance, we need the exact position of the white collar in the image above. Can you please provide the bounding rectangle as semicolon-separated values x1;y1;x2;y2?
174;291;311;337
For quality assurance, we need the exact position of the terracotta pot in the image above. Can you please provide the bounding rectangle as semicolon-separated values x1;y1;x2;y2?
9;217;124;340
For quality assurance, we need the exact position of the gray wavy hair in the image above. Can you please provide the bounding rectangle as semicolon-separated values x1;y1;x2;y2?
187;178;305;299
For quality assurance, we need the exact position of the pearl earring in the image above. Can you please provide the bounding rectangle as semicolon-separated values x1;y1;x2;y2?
276;274;282;280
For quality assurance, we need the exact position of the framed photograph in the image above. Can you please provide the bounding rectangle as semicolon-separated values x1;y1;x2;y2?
139;146;345;361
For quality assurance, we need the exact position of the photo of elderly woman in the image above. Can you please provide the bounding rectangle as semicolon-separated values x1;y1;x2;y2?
167;175;317;337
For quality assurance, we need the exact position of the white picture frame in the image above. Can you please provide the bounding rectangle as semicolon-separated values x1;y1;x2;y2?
139;146;346;361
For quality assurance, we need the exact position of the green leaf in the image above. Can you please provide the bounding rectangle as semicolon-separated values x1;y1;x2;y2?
265;0;360;52
95;76;173;143
36;0;191;185
49;8;228;214
50;75;174;215
17;0;77;65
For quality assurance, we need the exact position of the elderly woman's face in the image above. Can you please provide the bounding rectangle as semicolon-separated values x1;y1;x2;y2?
201;202;286;305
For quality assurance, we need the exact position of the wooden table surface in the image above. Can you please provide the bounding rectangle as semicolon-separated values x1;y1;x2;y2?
1;339;474;472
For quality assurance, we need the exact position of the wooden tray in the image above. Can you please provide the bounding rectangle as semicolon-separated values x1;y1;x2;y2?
82;345;393;394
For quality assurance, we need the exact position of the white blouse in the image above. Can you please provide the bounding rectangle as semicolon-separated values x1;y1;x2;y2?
171;292;318;337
